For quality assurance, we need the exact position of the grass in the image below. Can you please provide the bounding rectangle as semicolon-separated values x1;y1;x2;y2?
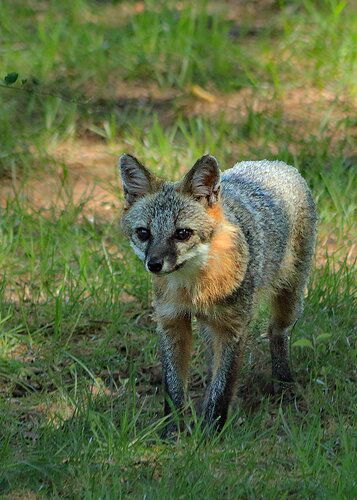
0;0;356;497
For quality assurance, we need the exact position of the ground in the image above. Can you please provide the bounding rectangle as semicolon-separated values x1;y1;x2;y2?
0;0;356;498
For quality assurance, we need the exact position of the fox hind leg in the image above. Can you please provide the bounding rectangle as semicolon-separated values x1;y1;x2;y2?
268;271;308;382
270;212;316;384
269;284;306;384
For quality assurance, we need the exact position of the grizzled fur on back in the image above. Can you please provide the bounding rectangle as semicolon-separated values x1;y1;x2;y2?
119;154;317;434
221;160;317;293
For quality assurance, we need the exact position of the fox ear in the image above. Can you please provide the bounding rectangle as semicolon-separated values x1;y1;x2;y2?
180;155;221;206
119;154;158;206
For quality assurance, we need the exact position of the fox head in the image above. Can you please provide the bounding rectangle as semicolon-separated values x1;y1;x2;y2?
119;154;222;276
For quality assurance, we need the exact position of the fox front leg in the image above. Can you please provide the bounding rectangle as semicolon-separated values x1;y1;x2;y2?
157;315;192;436
202;323;247;431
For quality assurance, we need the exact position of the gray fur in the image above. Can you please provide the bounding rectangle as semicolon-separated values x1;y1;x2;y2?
202;339;238;429
120;154;158;205
119;155;317;433
159;332;185;407
221;160;316;292
180;154;221;205
121;182;215;273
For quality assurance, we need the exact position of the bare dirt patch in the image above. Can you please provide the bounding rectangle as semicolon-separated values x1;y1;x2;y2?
0;139;121;220
315;234;356;268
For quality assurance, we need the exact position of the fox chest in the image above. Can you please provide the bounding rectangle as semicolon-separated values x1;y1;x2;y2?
154;286;196;318
153;285;232;324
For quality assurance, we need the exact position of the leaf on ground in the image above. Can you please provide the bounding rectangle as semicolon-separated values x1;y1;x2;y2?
292;338;313;349
315;333;332;343
4;72;19;84
190;85;216;103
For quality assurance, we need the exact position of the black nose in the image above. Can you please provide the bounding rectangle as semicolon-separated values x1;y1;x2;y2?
147;259;163;273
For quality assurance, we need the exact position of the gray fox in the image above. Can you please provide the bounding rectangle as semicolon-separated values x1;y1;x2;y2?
119;154;317;433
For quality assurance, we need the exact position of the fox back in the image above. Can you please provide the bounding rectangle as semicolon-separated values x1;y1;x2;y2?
221;160;316;293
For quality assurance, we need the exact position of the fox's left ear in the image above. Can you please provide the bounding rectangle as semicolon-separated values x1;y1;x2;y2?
179;155;221;206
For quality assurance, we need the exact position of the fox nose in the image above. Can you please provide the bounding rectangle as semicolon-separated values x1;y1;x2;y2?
147;258;163;273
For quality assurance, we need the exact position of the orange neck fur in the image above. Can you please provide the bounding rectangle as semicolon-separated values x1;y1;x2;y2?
193;210;247;306
155;203;248;310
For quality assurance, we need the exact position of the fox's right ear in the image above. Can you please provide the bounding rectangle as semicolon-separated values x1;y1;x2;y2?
119;154;158;207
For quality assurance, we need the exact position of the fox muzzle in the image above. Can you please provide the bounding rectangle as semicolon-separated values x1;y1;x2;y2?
147;258;164;273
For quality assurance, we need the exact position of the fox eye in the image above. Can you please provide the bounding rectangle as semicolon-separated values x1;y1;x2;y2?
175;228;193;241
136;227;150;242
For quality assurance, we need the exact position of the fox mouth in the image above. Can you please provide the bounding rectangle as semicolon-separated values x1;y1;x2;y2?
163;262;186;275
150;261;186;276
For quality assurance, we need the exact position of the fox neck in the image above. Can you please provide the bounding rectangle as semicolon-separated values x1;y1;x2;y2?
164;204;248;308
